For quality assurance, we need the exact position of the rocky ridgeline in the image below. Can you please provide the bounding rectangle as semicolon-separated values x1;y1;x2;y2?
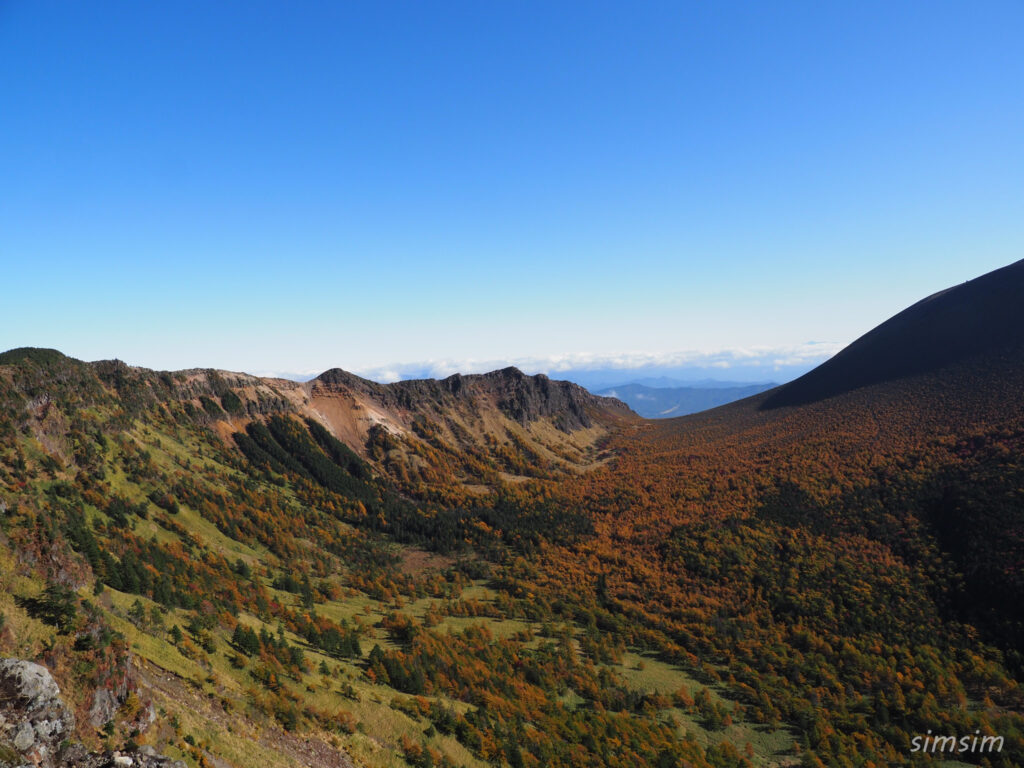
315;365;633;432
0;660;182;768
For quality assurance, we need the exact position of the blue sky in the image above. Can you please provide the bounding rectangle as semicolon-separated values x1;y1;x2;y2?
2;1;1022;379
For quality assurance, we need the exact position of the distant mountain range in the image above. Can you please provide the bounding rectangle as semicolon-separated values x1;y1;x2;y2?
594;381;776;418
623;376;774;389
541;361;819;392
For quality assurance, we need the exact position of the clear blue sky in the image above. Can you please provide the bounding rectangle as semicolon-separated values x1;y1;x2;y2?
2;1;1022;377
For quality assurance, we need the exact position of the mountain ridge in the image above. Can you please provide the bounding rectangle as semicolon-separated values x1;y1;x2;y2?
0;350;635;492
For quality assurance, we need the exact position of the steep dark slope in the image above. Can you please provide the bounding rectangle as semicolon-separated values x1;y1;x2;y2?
762;258;1024;408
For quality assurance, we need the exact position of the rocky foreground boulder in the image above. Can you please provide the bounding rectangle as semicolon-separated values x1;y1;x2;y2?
0;659;183;768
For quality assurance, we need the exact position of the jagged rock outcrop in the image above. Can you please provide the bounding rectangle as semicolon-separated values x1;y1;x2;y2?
479;368;600;431
0;659;182;768
87;652;133;730
0;659;74;767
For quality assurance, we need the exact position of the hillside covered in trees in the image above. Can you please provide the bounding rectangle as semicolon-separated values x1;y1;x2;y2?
0;261;1022;767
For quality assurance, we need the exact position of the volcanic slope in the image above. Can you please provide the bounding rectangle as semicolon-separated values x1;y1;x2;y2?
762;257;1024;408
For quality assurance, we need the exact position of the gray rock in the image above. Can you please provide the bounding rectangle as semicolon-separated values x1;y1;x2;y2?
0;660;64;715
0;660;74;767
12;720;35;751
0;658;188;768
88;688;119;729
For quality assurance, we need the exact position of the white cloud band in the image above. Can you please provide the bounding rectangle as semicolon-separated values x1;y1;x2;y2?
345;342;843;383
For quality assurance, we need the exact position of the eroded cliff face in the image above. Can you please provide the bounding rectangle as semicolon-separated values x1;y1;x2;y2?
298;366;636;485
310;365;622;427
310;365;631;442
